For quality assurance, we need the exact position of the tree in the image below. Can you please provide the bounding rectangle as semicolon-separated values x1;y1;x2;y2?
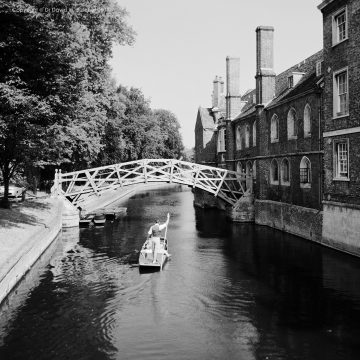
0;0;135;206
153;109;184;159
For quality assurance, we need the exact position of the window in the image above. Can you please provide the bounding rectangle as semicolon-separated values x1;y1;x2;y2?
334;139;349;180
252;160;256;180
245;125;250;148
270;159;279;184
252;121;256;146
217;128;226;152
300;156;311;188
270;115;279;143
332;8;348;45
304;104;311;138
316;60;323;77
288;76;294;89
236;126;241;150
333;68;348;117
281;158;290;185
287;108;297;139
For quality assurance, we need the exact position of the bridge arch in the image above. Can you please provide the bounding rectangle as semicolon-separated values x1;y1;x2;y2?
52;159;251;207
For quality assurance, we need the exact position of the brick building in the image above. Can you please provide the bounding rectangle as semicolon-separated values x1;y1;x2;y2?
319;0;360;253
194;0;360;255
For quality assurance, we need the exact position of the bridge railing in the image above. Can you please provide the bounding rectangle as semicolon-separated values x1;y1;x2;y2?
52;159;252;207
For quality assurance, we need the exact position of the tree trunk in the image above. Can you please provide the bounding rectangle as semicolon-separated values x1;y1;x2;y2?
0;170;11;209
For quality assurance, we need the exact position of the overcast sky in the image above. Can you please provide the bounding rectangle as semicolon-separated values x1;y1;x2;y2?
110;0;323;148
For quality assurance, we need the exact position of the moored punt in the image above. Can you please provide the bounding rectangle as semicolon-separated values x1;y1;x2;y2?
97;207;127;220
93;213;106;226
79;213;95;227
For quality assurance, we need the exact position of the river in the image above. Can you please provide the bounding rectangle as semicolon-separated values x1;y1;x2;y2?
1;186;360;360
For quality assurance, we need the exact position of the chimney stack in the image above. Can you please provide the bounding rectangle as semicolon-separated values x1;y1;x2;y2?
212;76;225;109
255;26;276;105
226;57;241;120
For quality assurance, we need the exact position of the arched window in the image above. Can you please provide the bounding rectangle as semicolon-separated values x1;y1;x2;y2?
252;160;257;180
281;158;290;185
287;108;297;139
236;161;242;173
270;115;279;143
304;104;311;138
300;156;311;188
236;126;241;150
252;121;256;146
270;159;279;184
245;125;250;148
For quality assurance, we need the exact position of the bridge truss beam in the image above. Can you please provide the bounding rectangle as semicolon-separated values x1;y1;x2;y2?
52;159;251;207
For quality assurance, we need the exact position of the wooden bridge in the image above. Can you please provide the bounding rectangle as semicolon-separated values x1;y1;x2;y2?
51;159;251;208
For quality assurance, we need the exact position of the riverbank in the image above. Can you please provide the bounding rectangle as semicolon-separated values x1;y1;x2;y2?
0;198;62;305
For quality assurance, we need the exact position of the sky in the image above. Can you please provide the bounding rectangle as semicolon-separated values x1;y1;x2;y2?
109;0;323;148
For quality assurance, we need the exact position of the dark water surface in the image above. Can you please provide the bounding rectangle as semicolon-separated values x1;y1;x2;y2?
1;186;360;360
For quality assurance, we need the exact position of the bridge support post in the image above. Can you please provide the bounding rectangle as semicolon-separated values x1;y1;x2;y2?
226;192;255;222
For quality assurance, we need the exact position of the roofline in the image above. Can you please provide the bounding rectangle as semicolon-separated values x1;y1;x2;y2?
318;0;336;11
266;88;320;110
276;50;323;80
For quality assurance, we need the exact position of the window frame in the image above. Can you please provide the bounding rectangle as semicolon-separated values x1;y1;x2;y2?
245;125;250;148
303;103;312;138
333;67;349;119
270;159;279;185
281;158;290;186
333;138;350;181
332;7;348;47
236;125;241;150
252;121;256;147
270;114;279;143
300;156;312;189
287;108;298;140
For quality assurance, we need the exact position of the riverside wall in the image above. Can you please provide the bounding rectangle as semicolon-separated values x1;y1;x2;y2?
194;189;360;257
0;199;63;305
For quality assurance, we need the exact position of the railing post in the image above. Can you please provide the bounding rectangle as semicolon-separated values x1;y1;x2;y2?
143;159;147;183
193;166;200;188
170;160;173;183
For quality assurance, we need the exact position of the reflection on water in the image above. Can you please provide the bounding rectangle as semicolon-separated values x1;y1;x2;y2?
1;186;360;360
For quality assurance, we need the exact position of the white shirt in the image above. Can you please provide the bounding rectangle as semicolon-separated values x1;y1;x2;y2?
148;222;167;236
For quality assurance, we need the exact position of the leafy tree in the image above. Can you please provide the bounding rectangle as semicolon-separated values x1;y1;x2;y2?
153;109;184;159
0;0;135;206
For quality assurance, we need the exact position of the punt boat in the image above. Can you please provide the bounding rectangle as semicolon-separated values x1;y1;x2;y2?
139;237;169;271
139;214;170;271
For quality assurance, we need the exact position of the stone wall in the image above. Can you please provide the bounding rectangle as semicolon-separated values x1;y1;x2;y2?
193;188;227;210
255;199;323;243
322;200;360;256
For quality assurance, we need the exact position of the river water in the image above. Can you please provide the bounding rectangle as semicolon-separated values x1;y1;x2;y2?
1;186;360;360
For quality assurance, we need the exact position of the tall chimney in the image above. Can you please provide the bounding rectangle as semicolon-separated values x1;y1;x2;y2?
226;57;241;120
255;26;275;105
212;76;223;108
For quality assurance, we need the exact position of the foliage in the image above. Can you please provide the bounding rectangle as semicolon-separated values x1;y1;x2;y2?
0;0;184;206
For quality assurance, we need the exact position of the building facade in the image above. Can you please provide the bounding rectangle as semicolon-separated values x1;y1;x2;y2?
194;0;360;256
319;0;360;254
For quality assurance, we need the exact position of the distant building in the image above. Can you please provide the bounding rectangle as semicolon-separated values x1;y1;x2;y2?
194;0;360;256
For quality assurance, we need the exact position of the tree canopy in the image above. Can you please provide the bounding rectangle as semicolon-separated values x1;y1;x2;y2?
0;0;185;206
